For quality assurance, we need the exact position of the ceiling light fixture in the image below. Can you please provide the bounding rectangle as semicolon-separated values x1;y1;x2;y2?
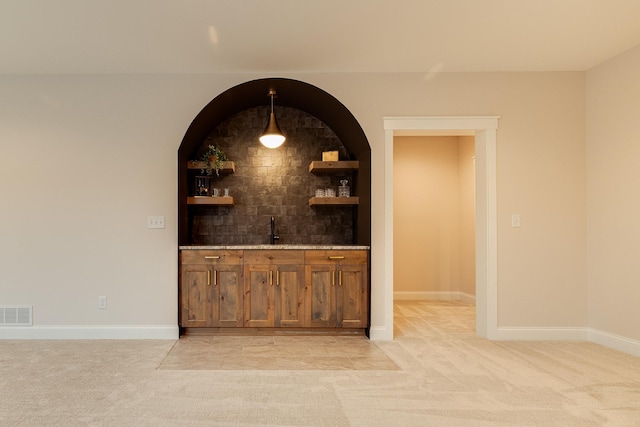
259;89;286;149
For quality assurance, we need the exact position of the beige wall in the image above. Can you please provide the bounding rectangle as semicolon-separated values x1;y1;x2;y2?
0;70;589;338
393;136;475;298
586;44;640;343
457;136;476;296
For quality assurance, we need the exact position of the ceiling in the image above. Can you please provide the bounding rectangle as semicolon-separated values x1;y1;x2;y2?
2;0;640;74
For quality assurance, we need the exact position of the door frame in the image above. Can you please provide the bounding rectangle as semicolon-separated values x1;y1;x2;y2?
372;116;499;340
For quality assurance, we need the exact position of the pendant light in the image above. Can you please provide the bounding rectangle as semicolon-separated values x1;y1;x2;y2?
259;89;286;148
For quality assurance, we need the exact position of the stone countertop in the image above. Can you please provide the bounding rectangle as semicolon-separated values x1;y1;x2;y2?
179;245;370;250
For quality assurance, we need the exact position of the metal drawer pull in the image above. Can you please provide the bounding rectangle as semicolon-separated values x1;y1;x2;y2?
213;270;217;286
204;256;220;260
328;256;345;260
269;270;273;286
339;270;342;287
276;270;280;286
207;270;211;286
332;270;336;286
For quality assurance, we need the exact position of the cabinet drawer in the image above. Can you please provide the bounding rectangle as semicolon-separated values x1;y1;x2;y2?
243;250;304;265
305;250;368;265
180;250;243;265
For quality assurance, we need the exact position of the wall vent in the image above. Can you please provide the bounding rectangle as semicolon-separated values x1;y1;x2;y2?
0;306;33;326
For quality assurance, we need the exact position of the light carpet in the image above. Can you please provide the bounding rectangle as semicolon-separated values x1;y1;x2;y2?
0;300;639;426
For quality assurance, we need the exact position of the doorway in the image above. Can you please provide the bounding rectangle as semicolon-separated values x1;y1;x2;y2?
393;135;476;306
373;116;499;341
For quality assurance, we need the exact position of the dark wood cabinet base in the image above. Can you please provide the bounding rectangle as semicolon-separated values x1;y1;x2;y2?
181;327;366;337
179;249;369;335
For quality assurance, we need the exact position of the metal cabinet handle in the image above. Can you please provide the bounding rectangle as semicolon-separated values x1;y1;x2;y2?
332;270;336;287
207;270;211;286
276;270;280;286
339;270;342;287
213;270;217;286
328;256;345;260
204;256;220;260
269;270;273;286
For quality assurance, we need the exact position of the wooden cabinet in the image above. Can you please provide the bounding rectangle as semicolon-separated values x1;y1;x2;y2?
243;250;305;328
305;263;336;327
180;250;243;328
305;250;368;328
179;248;368;333
180;263;211;328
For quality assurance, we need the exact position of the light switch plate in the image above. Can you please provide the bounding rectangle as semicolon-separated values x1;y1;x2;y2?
147;216;165;229
511;214;521;228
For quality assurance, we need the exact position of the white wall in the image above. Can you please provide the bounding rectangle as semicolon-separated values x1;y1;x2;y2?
0;71;588;339
586;44;640;348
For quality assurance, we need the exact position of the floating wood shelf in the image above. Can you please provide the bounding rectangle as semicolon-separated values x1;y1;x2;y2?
309;197;359;206
187;196;234;206
187;161;236;174
308;161;359;174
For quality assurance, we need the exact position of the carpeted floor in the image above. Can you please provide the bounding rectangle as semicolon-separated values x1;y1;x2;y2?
1;300;639;426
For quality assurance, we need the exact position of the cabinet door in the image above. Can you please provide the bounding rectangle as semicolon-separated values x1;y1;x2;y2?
275;264;305;327
180;250;243;329
244;264;275;327
213;264;244;327
336;264;367;328
305;264;337;327
181;264;215;327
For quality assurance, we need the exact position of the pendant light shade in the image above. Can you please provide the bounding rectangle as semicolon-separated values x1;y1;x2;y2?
259;90;285;148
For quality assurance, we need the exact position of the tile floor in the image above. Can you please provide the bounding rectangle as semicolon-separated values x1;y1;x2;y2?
159;335;400;371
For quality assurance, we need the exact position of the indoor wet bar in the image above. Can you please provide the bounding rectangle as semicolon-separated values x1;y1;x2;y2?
177;78;372;336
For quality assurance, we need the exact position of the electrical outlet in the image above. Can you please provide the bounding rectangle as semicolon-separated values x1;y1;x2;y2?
511;214;521;228
147;216;165;229
98;296;107;309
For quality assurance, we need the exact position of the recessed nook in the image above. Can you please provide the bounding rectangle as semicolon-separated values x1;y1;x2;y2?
178;78;372;336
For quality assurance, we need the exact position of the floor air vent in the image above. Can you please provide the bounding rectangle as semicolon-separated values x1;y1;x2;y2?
0;306;32;326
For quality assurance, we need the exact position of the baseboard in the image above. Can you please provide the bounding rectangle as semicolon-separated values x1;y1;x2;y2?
4;324;638;357
588;328;640;357
368;325;392;341
496;326;589;341
394;291;476;303
0;325;179;340
456;292;476;304
495;326;640;357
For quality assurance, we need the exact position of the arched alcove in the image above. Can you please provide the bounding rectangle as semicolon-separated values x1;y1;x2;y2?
178;78;371;246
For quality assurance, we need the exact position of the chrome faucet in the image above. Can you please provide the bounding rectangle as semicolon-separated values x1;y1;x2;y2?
270;216;280;245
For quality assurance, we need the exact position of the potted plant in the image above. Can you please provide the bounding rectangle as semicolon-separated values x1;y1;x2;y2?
199;144;228;176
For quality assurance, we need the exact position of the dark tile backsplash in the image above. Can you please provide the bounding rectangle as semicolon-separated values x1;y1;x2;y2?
189;106;357;245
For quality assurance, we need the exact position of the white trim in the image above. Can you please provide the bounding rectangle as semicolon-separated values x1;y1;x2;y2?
0;325;179;340
496;327;640;356
394;291;476;303
496;327;589;341
384;116;499;131
379;116;499;341
589;328;640;357
457;292;476;304
368;326;389;341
